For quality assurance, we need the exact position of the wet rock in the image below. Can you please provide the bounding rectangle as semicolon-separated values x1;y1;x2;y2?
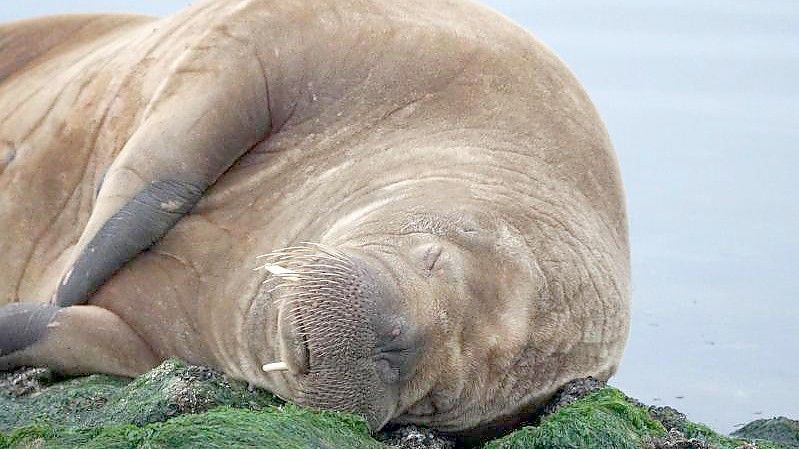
0;359;278;431
483;382;787;449
110;360;276;425
0;365;789;449
732;417;799;448
0;367;54;397
378;425;455;449
542;376;606;414
644;428;712;449
485;387;666;449
0;359;382;449
734;443;759;449
649;406;690;432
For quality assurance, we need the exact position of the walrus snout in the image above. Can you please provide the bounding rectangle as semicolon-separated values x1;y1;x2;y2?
256;243;412;429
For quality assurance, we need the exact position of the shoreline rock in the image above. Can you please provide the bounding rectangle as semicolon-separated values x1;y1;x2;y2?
0;360;793;449
732;417;799;449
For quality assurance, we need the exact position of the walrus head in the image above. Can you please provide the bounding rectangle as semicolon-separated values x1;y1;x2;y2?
252;187;566;433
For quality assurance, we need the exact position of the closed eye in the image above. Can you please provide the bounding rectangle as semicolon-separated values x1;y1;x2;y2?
423;244;443;271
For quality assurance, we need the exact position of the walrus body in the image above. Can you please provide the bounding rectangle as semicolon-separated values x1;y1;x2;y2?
0;0;629;434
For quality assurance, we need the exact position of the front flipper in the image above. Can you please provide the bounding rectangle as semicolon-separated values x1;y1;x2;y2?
0;303;59;356
53;27;271;307
55;180;205;307
0;303;159;376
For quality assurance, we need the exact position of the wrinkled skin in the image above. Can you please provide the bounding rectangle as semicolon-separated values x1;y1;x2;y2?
0;0;629;434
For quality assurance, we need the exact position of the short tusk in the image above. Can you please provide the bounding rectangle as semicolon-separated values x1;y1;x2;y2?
262;362;289;373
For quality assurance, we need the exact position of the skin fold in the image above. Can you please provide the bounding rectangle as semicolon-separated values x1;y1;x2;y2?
0;0;629;435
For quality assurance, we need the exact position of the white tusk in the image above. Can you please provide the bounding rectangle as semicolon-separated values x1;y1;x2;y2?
262;362;289;373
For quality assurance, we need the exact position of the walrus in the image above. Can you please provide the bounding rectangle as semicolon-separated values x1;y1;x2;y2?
0;0;630;436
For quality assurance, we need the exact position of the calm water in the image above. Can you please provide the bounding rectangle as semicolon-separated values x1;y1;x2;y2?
3;0;798;434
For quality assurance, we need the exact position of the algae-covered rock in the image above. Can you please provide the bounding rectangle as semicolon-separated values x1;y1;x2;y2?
0;360;793;449
484;387;666;449
0;360;381;449
645;408;793;449
378;425;454;449
483;386;790;449
0;359;277;430
1;405;384;449
732;417;799;449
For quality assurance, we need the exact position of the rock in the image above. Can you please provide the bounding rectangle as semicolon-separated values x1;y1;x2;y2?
483;384;793;449
378;425;455;449
649;406;689;432
0;367;54;397
732;417;799;449
0;359;380;449
484;387;667;449
0;359;277;430
0;363;793;449
0;406;385;449
542;376;606;415
644;428;712;449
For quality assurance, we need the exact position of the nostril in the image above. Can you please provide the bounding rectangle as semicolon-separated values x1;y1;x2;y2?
375;357;400;384
372;316;421;385
374;346;416;384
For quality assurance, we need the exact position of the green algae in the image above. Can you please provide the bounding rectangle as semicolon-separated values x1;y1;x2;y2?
732;417;799;449
0;374;129;430
0;360;379;449
484;386;791;449
484;387;666;449
2;405;383;449
646;406;790;449
0;360;791;449
0;359;277;431
679;420;757;449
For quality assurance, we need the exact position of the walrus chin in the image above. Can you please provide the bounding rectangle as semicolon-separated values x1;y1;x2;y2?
255;243;416;430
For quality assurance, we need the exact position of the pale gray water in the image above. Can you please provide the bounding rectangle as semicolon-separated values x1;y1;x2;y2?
3;0;797;435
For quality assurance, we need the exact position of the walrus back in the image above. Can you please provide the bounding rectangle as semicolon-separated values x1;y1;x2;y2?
0;14;151;86
0;13;153;306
